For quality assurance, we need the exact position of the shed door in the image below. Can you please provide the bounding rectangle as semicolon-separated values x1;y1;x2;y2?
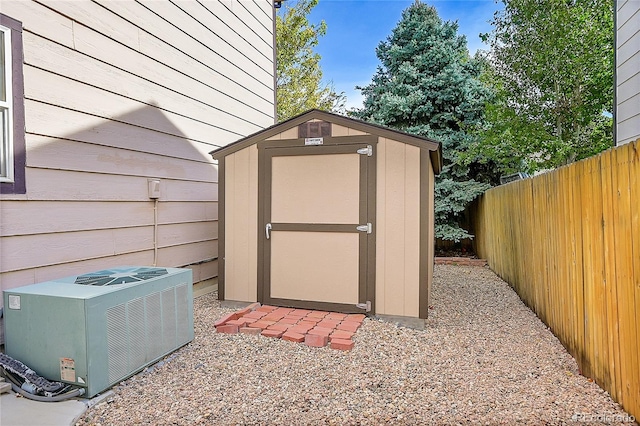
260;143;375;313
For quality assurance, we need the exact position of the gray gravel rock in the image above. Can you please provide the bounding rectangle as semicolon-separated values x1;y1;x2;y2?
77;265;634;425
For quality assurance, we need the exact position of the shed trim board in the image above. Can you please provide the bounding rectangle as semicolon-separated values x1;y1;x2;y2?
271;6;277;121
258;135;377;149
366;138;378;316
211;109;441;319
420;149;431;319
217;156;226;301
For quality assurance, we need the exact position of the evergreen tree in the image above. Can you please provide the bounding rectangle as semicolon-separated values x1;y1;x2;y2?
353;1;492;242
276;0;345;121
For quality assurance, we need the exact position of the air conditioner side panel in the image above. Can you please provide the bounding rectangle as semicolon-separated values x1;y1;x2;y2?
85;270;194;397
3;293;88;386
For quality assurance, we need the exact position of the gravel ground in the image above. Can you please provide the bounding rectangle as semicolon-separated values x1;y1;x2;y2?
78;265;635;425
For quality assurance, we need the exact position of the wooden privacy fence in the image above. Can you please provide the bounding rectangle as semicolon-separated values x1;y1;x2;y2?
472;140;639;420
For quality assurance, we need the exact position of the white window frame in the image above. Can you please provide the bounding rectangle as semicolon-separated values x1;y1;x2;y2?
0;23;14;183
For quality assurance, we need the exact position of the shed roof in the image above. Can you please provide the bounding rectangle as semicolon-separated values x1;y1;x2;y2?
210;109;443;174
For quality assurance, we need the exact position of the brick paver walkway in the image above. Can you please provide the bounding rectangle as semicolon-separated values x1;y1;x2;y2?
214;304;365;351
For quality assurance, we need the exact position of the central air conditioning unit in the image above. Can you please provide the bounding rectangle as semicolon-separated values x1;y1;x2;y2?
2;266;193;398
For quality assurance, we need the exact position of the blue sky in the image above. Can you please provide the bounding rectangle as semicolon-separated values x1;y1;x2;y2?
302;0;502;109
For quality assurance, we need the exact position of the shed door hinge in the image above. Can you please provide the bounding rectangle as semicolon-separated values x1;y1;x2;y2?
357;145;373;156
356;223;372;234
356;301;371;312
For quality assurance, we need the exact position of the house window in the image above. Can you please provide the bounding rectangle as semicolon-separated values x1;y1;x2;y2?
0;13;25;194
1;24;14;182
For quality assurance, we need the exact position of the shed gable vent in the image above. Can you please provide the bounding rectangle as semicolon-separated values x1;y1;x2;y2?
298;121;331;138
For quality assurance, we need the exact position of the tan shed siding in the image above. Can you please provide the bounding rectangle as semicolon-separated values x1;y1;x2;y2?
224;146;259;302
616;0;640;145
0;1;274;296
375;138;421;317
331;125;370;137
266;127;299;140
404;144;421;316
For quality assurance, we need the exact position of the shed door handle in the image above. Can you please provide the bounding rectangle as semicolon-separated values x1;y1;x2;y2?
265;223;272;240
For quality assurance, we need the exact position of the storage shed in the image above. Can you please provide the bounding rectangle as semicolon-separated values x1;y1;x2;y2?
211;110;442;320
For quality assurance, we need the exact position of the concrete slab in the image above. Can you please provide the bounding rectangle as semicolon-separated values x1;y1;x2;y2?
0;390;87;426
220;299;254;310
374;314;426;330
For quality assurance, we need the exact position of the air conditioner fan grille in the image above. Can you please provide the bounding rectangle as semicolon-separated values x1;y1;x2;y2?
74;268;168;286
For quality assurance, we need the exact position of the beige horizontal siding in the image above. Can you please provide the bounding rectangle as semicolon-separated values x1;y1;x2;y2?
198;0;273;57
618;116;640;143
618;33;639;65
2;224;216;272
24;101;216;161
1;252;155;291
93;0;274;110
189;259;219;285
0;0;75;48
0;253;219;292
616;0;640;145
1;201;153;236
22;168;218;202
27;136;217;183
2;229;152;272
23;66;247;144
23;33;268;138
0;0;274;296
617;1;640;47
158;221;219;249
617;53;640;91
156;240;219;271
138;0;272;81
165;0;273;66
617;92;640;122
618;79;640;106
0;201;217;236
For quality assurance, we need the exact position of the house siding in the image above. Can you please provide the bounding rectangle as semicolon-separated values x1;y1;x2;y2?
616;0;640;145
0;0;275;297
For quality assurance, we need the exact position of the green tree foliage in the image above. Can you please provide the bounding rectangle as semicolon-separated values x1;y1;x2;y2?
276;0;345;121
478;0;614;173
352;1;492;242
